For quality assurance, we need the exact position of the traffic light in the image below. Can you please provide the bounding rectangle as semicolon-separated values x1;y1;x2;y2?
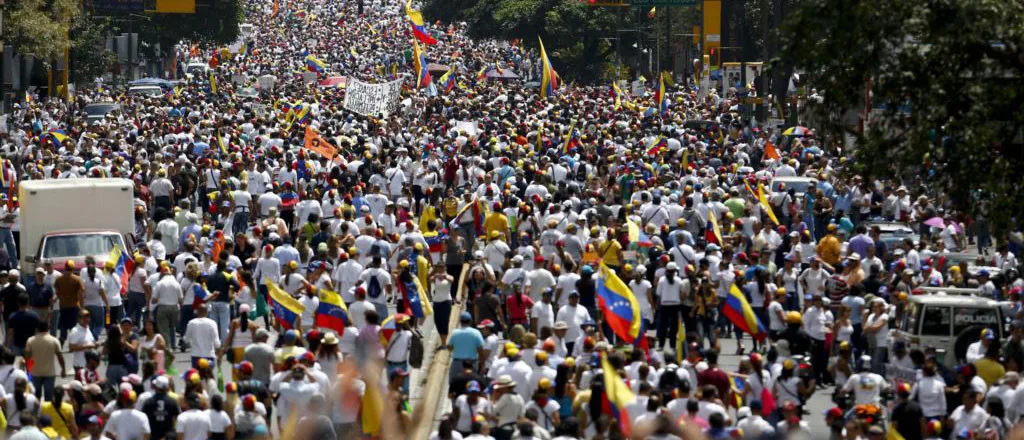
583;0;627;6
708;47;720;68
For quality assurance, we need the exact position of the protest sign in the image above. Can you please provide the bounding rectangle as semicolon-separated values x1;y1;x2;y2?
343;78;403;116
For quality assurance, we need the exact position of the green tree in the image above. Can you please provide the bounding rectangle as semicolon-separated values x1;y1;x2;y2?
425;0;644;82
2;0;81;59
71;16;118;84
774;0;1024;234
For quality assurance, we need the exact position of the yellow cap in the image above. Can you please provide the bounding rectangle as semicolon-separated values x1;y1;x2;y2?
537;377;552;390
490;230;500;239
399;260;410;268
785;311;802;324
288;261;298;270
564;357;576;368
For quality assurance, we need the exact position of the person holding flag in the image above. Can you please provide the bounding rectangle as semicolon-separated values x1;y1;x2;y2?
539;37;559;98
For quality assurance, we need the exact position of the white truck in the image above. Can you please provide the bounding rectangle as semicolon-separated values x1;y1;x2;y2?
19;179;136;275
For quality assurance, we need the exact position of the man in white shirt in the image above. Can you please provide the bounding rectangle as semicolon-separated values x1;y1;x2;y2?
67;310;97;371
275;365;320;427
347;287;375;330
184;303;221;366
949;390;989;436
150;268;182;351
555;293;591;354
525;265;556;302
331;252;363;304
736;401;775;439
104;392;151;440
530;290;555;335
176;393;212;440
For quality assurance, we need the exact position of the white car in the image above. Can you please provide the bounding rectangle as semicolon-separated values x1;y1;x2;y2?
769;176;817;197
128;85;163;97
894;292;1004;366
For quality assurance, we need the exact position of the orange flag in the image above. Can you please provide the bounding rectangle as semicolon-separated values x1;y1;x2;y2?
764;141;780;161
272;0;279;16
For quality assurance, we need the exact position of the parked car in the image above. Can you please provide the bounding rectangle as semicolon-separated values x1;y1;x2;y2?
770;176;817;198
84;102;120;124
894;292;1004;367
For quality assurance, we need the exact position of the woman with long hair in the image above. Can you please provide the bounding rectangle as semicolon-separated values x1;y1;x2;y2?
102;324;129;384
207;394;235;440
222;303;260;381
692;274;719;352
40;384;78;438
430;265;454;341
140;318;169;373
553;362;576;420
833;306;854;355
3;377;39;430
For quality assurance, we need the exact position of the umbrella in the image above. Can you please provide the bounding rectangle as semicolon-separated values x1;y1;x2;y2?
427;63;450;74
319;76;347;88
783;126;813;136
379;313;409;344
924;217;946;229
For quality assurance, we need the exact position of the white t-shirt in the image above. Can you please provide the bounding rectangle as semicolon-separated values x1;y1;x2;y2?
184;317;221;358
656;277;686;305
68;324;95;367
105;408;151;440
175;409;212;440
865;313;889;347
950;405;989;437
526;269;556;301
276;379;319;422
530;301;555;332
206;409;232;434
768;301;786;331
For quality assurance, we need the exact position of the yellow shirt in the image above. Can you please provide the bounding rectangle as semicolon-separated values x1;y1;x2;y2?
483;213;509;240
599;239;623;266
816;235;841;266
40;401;73;438
419;205;438;232
976;357;1005;387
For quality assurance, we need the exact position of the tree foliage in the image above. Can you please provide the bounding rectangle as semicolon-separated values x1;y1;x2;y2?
136;0;245;53
2;0;81;59
424;0;641;82
71;16;118;84
775;0;1024;234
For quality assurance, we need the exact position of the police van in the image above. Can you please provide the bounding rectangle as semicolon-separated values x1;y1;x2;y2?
894;290;1005;367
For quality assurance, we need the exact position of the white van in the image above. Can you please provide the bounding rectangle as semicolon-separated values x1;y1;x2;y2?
894;292;1005;366
128;85;163;97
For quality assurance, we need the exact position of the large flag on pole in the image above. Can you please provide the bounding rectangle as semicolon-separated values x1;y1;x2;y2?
405;0;438;45
723;283;767;341
600;351;636;436
539;37;560;98
412;39;431;89
595;263;643;344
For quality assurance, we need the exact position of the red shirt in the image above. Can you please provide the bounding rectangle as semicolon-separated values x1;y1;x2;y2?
506;293;534;321
697;366;731;401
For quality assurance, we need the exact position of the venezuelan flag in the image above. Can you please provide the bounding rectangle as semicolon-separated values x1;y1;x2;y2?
611;81;623;110
655;72;668;114
293;103;311;126
438;67;456;93
745;181;780;226
539;37;559;98
209;71;217;94
424;230;446;254
305;54;327;73
406;0;438;45
280;190;299;209
729;374;745;408
107;245;133;294
627;219;653;249
398;273;433;319
266;278;305;330
724;283;767;341
600;351;636;436
412;39;431;89
192;283;209;310
561;120;580;155
596;263;642;344
361;378;384;436
315;288;349;333
646;136;668;156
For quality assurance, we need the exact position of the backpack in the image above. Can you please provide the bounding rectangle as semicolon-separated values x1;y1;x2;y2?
366;273;383;299
408;329;425;368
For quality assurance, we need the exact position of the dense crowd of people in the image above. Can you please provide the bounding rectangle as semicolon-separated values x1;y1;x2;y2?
0;0;1021;438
